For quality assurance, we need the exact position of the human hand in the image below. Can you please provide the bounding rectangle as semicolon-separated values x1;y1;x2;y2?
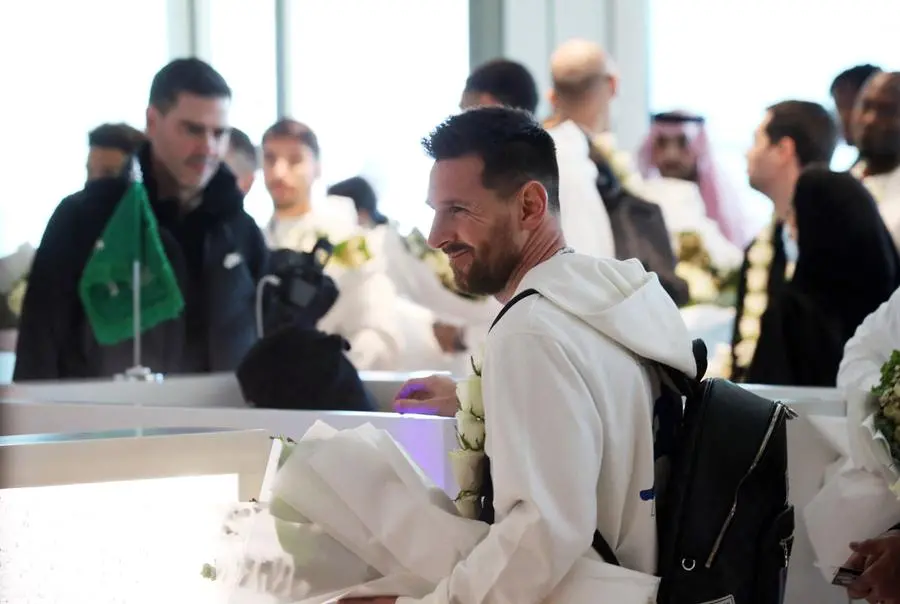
846;530;900;602
432;321;465;353
339;597;398;603
393;374;457;417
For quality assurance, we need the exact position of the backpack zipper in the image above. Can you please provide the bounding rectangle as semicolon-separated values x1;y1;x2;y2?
704;403;788;568
780;535;793;567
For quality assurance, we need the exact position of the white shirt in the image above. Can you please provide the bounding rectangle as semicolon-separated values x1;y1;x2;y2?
638;177;743;273
859;163;900;249
548;121;616;259
402;254;696;604
265;204;402;371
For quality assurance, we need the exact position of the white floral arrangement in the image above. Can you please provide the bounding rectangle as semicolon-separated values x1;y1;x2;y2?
728;220;795;379
313;231;372;269
449;351;486;519
200;435;380;601
851;352;900;497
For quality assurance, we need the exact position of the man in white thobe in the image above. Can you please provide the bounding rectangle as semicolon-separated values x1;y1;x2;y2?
260;119;401;371
851;72;900;248
353;107;695;603
636;111;748;247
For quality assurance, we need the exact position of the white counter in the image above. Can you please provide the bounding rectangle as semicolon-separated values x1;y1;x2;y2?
1;369;411;411
0;382;851;604
0;427;271;603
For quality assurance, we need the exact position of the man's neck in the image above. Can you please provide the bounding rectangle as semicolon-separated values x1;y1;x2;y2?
546;112;604;136
767;170;799;224
495;225;567;304
151;153;201;208
273;198;312;221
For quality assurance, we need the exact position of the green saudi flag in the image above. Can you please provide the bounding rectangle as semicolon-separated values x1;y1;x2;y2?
78;176;184;346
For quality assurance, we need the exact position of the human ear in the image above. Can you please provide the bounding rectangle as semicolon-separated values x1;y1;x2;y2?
518;181;549;228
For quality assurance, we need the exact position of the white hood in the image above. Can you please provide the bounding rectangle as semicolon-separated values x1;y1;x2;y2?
517;254;697;377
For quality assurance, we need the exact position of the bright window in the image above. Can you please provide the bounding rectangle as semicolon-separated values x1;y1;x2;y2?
0;2;170;256
648;0;898;229
287;0;470;233
206;0;278;226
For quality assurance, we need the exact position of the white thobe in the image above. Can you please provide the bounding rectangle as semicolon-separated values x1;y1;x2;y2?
859;164;900;249
265;205;402;371
547;120;616;259
638;177;743;273
838;285;900;391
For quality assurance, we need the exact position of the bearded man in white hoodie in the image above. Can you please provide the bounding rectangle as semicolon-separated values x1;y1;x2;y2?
351;107;696;603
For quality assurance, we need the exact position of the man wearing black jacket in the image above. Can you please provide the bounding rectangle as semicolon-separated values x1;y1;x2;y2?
14;58;269;380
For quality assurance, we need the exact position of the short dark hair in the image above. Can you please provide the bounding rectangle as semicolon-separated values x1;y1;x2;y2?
262;118;320;158
148;58;231;113
88;123;146;154
765;100;838;167
228;127;258;170
465;59;539;114
422;106;560;213
831;64;882;95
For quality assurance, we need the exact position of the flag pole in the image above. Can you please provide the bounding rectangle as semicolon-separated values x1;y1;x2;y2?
115;157;162;383
132;256;142;369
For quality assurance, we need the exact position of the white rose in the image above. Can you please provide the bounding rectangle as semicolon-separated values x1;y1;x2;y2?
743;292;768;317
470;346;485;376
455;409;485;450
738;316;760;340
745;267;769;293
449;449;485;492
734;339;756;367
454;494;482;520
456;375;484;418
747;242;773;265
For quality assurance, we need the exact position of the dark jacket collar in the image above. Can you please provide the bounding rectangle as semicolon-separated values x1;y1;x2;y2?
130;143;245;223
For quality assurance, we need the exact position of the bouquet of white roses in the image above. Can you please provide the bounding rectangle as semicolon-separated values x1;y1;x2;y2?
204;423;491;603
201;437;381;603
850;350;900;494
804;352;900;581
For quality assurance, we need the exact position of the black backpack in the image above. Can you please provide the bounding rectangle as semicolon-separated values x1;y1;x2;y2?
488;288;797;604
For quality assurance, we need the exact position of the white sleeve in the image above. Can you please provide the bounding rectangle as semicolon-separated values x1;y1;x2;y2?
400;332;603;604
837;286;900;391
549;123;615;259
339;268;404;371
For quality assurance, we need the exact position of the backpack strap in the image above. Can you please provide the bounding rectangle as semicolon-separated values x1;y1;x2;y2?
592;532;621;566
659;339;708;397
489;288;540;331
488;286;622;566
589;341;709;567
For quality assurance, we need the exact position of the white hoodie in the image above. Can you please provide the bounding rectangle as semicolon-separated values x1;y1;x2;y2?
402;254;696;604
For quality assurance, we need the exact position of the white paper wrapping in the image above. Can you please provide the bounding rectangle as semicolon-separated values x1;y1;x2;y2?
215;421;659;603
803;404;900;582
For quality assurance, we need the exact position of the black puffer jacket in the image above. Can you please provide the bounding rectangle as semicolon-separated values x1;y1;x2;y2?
14;144;270;380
